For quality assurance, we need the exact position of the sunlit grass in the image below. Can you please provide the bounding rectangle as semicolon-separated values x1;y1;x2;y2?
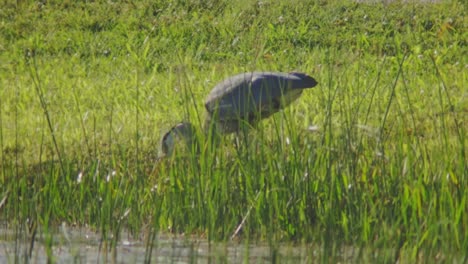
0;0;466;262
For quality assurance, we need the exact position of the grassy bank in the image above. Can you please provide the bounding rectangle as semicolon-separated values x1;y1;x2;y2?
1;0;466;262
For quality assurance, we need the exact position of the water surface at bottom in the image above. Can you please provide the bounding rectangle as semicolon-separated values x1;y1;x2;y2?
1;225;359;263
2;226;462;263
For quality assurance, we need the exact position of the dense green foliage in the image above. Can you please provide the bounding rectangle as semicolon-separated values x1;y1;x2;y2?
1;0;466;262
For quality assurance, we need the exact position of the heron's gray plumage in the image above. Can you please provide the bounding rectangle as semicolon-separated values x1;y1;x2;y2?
161;122;196;156
204;72;318;133
162;71;318;156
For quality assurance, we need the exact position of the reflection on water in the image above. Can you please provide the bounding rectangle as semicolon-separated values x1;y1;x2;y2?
0;225;341;263
2;225;462;263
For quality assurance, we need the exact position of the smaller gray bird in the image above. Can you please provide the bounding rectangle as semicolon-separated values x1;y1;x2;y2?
161;71;317;156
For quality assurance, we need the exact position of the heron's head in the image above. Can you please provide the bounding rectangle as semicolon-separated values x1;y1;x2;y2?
161;122;197;156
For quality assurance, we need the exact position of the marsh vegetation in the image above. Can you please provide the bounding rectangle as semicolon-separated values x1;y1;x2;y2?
0;0;466;262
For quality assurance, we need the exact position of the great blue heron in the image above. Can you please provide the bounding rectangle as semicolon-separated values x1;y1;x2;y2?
161;71;318;156
161;121;197;156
